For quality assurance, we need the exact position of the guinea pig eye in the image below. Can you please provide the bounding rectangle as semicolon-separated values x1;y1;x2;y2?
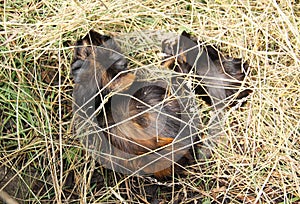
112;57;128;70
161;40;173;56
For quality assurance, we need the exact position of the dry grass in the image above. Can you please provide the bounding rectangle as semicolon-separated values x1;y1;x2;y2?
1;0;299;203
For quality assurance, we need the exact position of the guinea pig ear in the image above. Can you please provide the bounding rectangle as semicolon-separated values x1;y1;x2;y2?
178;31;192;49
81;30;111;46
72;36;91;62
73;30;112;61
204;45;221;61
181;30;191;38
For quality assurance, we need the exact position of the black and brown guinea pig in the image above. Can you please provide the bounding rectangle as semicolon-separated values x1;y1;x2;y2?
71;30;201;178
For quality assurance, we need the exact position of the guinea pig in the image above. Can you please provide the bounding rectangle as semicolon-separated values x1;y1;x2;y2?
161;31;251;108
71;30;201;178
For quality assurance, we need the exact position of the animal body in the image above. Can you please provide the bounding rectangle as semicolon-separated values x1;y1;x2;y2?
72;30;250;178
161;31;251;107
72;30;200;178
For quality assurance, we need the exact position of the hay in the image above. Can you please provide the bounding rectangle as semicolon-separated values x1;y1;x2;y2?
1;0;299;203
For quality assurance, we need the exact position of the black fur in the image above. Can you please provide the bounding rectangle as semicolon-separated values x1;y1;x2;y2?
161;31;251;107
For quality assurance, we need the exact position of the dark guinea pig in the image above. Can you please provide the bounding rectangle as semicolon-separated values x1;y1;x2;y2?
161;31;251;108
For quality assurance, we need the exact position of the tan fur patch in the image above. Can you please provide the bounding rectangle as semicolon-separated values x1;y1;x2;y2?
110;73;136;92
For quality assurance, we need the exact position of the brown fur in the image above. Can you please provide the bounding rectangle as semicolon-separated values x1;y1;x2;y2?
72;30;251;178
72;30;199;178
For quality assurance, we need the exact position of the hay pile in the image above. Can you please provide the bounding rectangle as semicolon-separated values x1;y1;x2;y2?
1;0;299;203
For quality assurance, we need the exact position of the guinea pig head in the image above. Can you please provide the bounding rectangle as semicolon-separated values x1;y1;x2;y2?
71;30;134;93
71;30;135;116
